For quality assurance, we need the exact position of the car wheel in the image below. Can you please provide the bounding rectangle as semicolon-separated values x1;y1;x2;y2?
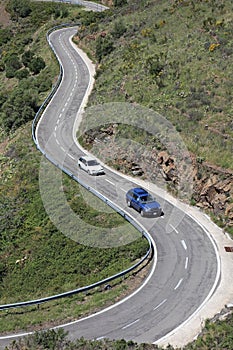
127;200;131;207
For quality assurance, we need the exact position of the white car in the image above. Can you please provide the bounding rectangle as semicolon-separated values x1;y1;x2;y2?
78;156;104;175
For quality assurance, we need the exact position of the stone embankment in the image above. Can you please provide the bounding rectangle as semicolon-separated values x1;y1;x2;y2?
82;125;233;232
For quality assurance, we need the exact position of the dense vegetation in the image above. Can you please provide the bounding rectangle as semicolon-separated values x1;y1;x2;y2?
78;0;233;170
0;117;148;332
0;0;232;349
5;311;233;350
75;0;233;235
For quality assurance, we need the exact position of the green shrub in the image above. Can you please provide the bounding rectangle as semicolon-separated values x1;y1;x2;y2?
28;56;45;75
114;0;128;7
96;35;114;62
111;19;126;39
22;50;35;67
0;28;12;46
0;82;38;131
6;0;32;20
4;53;22;78
15;68;29;80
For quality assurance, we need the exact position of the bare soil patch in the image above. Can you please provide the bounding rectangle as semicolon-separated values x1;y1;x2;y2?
0;2;12;28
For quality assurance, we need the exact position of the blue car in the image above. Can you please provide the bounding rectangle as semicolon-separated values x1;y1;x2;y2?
126;187;162;217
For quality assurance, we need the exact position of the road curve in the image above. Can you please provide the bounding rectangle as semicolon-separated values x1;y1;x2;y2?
0;27;220;348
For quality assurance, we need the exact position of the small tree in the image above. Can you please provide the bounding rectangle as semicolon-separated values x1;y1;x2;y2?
15;68;29;80
113;0;128;7
146;55;164;76
0;28;12;46
4;53;22;78
28;56;45;75
0;83;38;132
111;19;126;39
22;50;34;67
96;35;114;62
21;329;68;350
7;0;31;21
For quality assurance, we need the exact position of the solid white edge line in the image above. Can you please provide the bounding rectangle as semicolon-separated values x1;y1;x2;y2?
154;213;221;345
95;336;105;340
0;332;34;341
69;29;220;345
0;218;157;340
27;26;221;348
52;231;157;330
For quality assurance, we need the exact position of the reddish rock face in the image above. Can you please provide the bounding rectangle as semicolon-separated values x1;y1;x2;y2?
194;163;233;228
81;126;233;231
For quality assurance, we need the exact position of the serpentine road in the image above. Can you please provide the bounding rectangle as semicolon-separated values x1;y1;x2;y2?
0;27;220;348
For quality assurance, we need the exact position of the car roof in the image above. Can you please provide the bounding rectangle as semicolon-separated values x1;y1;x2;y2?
80;155;97;161
132;187;149;195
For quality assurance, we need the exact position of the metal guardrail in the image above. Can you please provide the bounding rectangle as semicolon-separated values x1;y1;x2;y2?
0;23;153;311
0;237;152;310
32;22;79;145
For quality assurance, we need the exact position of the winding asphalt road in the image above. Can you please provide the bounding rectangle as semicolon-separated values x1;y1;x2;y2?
0;26;220;347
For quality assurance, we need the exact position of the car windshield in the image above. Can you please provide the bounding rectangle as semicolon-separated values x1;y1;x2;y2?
139;194;154;203
87;160;99;166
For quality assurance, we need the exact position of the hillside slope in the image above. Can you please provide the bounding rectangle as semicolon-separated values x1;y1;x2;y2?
0;0;232;348
76;0;233;235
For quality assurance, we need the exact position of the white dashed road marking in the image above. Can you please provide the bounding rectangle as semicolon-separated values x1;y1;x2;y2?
105;179;115;186
174;278;183;290
181;239;187;250
120;188;127;193
153;299;167;311
170;224;179;234
68;153;75;160
122;318;140;330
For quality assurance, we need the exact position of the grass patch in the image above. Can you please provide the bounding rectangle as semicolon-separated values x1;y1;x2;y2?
78;0;233;171
0;121;148;331
0;268;149;333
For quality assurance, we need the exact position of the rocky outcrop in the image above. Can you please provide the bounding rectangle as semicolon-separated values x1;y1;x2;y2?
157;151;177;183
81;127;233;231
193;165;233;227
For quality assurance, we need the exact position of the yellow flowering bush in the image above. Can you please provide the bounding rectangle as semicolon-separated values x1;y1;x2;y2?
209;43;220;52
